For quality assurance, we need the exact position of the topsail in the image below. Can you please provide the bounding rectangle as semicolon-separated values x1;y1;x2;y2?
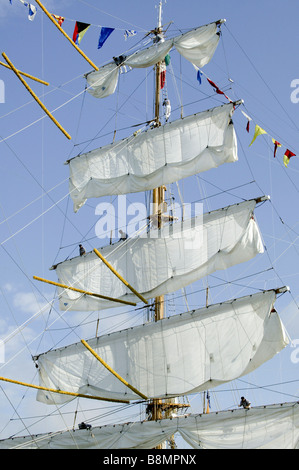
68;103;238;212
85;21;223;99
35;290;288;404
54;199;264;311
1;402;297;449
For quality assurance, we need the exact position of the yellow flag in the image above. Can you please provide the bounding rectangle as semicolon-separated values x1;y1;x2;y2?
249;124;267;146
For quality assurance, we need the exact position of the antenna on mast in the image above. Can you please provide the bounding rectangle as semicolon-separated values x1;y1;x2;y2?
153;0;165;44
158;0;163;29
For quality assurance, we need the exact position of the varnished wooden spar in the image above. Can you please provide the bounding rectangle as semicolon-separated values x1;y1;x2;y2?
2;53;71;140
33;275;137;307
150;5;166;439
34;0;99;72
150;5;184;449
0;61;49;86
81;340;148;400
93;248;148;305
0;376;129;404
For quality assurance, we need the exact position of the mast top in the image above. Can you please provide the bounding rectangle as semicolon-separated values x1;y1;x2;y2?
157;1;164;30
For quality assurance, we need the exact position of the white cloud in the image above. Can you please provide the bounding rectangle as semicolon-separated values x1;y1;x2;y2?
0;322;36;359
13;291;50;316
3;283;14;293
0;288;52;352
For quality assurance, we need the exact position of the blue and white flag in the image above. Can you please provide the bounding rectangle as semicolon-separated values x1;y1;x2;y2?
18;0;37;21
124;29;137;40
197;69;203;84
193;64;203;85
28;3;37;21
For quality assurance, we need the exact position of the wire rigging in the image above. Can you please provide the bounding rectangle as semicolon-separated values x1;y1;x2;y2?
0;3;299;443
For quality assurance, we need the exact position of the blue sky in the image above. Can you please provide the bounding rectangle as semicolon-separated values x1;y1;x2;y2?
0;0;298;445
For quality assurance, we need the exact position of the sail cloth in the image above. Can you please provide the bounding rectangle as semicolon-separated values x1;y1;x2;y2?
1;402;298;449
177;403;299;449
85;21;222;99
54;200;264;312
35;290;288;404
68;103;238;212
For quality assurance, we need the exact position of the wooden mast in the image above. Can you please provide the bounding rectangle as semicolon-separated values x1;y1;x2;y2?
150;2;164;429
153;1;165;326
148;5;190;448
149;4;190;443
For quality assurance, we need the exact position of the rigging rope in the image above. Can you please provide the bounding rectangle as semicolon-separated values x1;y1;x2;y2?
1;9;299;441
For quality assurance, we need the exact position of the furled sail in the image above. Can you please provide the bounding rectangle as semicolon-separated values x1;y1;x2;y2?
35;290;288;404
85;21;223;99
68;103;238;212
54;199;264;311
2;402;298;449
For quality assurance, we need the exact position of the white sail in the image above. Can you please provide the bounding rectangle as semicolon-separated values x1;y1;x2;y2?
54;199;264;311
2;403;298;449
86;21;222;99
68;103;238;212
85;62;120;99
35;290;288;404
177;403;299;449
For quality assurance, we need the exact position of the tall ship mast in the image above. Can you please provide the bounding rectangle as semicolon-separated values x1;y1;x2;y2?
0;0;298;450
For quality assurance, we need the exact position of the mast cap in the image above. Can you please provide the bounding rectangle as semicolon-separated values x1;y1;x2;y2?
276;286;290;294
256;195;271;203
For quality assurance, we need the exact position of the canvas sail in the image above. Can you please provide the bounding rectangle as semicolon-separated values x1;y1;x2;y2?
2;402;298;449
35;290;288;404
54;199;264;311
68;103;238;212
86;21;222;99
